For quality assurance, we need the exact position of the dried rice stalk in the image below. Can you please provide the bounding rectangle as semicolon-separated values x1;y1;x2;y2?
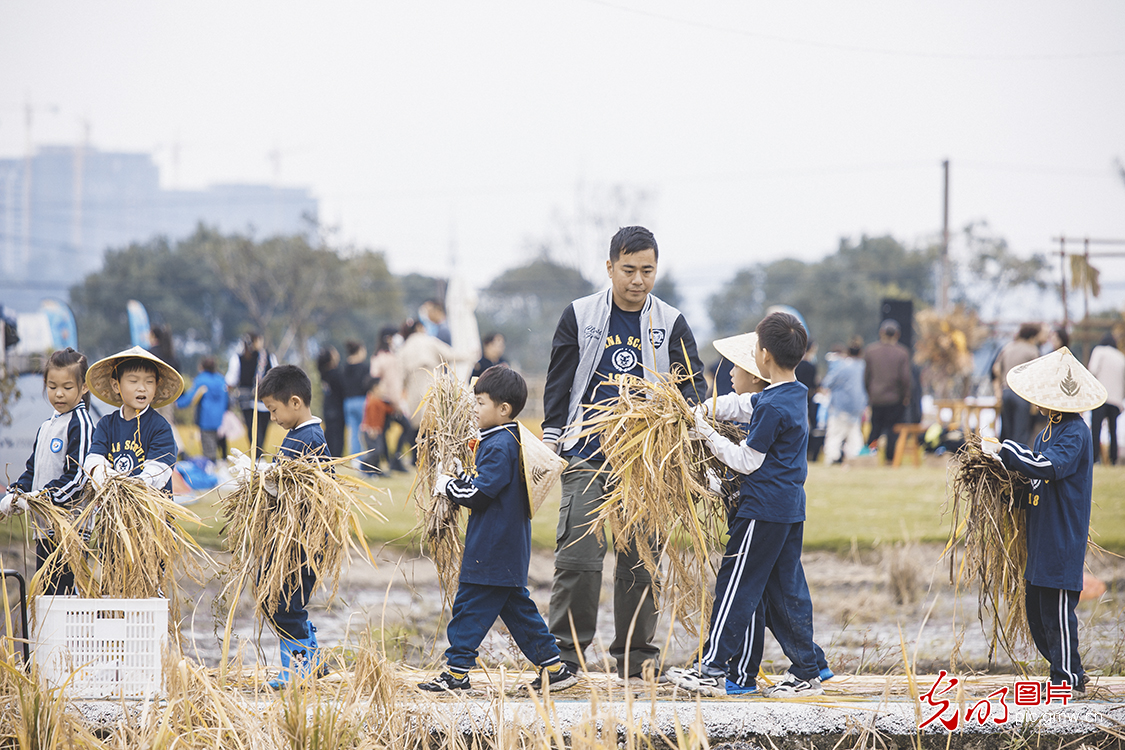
20;491;95;599
409;363;478;610
576;372;732;640
945;433;1031;663
219;455;385;621
30;476;210;607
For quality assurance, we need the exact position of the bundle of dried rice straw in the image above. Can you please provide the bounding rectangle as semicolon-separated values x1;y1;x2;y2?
576;372;735;640
945;433;1032;661
219;455;385;621
409;363;478;609
28;476;210;605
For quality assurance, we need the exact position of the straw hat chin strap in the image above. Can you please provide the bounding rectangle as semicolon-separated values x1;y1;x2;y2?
1038;411;1062;444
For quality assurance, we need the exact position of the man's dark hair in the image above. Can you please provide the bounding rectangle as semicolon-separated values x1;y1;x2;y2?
756;312;807;371
482;332;504;348
473;365;527;418
345;340;362;356
113;357;160;382
201;356;216;373
609;226;658;263
1017;323;1041;341
258;364;312;407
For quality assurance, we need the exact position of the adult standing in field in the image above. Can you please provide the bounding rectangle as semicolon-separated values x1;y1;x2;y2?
992;323;1042;446
864;320;911;465
369;326;410;472
820;337;867;465
317;346;346;458
399;318;456;464
471;332;509;380
542;225;706;679
1088;331;1125;465
226;332;277;459
342;340;372;459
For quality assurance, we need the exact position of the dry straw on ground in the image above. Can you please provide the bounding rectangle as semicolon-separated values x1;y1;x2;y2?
409;363;478;610
219;455;385;625
945;433;1032;665
575;371;734;641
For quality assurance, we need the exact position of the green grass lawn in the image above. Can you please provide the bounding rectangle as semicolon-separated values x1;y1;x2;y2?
5;460;1122;555
176;459;1125;555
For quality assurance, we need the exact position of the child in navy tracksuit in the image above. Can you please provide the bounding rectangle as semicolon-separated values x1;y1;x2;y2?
232;364;331;690
418;366;577;694
0;349;95;594
83;347;182;497
176;356;229;462
669;312;824;698
983;346;1103;696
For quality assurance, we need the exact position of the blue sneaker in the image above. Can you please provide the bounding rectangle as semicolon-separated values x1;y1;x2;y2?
725;678;758;696
819;667;835;682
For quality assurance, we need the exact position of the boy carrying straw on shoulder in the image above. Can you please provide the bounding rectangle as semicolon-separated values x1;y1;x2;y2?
668;311;824;698
417;365;577;694
980;346;1104;698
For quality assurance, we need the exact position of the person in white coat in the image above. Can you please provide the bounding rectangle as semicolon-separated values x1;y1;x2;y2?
1087;332;1125;465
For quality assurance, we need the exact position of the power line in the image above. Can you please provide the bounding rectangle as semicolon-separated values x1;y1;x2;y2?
579;0;1125;61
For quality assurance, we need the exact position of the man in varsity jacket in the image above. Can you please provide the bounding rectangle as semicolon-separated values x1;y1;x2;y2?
541;225;706;679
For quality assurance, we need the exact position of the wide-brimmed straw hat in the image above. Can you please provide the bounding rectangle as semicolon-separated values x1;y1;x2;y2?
1005;346;1106;413
712;332;769;383
87;346;185;409
517;422;567;518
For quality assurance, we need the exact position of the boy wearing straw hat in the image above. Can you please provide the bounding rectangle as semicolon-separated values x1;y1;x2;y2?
668;312;824;698
82;346;184;494
419;365;577;694
981;347;1105;697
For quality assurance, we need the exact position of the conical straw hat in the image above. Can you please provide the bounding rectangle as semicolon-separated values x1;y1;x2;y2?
1006;346;1106;413
87;346;185;409
518;422;567;519
712;332;769;383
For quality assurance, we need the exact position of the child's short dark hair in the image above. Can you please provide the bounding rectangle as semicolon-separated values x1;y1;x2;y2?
113;357;160;382
44;348;90;407
756;312;807;371
258;364;312;407
609;226;658;263
473;365;526;418
201;356;217;373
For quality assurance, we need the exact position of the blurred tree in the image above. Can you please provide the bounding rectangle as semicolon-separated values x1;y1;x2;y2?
477;256;595;376
956;220;1048;320
69;228;248;361
652;273;682;309
708;235;937;349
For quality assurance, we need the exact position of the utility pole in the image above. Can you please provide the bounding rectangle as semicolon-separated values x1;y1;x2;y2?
941;159;950;313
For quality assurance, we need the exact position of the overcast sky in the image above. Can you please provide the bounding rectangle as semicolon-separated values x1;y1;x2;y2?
3;1;1123;331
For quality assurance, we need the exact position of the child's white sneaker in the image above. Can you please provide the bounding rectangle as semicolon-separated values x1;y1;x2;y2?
763;672;823;697
666;664;726;697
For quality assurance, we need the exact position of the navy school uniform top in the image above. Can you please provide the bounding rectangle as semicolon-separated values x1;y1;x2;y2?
567;303;644;461
737;380;809;524
998;413;1092;591
278;417;329;461
89;407;177;493
442;422;530;587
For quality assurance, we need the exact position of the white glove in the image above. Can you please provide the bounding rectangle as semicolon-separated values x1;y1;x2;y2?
689;406;718;442
228;449;254;484
980;438;1002;462
444;457;464;476
90;463;122;490
0;492;28;518
704;469;722;495
433;473;454;497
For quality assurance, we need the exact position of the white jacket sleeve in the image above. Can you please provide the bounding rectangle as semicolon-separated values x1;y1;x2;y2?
699;431;766;475
703;392;757;423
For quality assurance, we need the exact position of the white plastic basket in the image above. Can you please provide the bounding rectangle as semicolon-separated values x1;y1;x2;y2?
32;595;168;699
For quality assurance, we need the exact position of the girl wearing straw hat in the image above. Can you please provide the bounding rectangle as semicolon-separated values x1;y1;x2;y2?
981;346;1106;697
